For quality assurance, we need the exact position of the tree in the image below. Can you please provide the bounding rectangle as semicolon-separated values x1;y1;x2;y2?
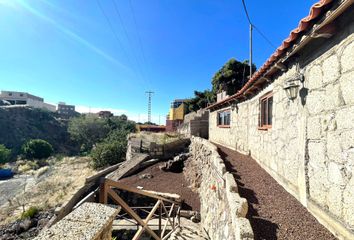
211;58;256;95
68;115;110;152
185;90;215;113
0;144;11;164
22;139;53;159
90;129;129;169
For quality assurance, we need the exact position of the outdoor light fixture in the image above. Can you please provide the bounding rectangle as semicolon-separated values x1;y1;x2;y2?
231;100;238;111
283;73;304;100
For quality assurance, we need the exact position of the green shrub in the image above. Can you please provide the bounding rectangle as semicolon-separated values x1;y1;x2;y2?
91;140;126;169
0;144;11;164
21;206;39;219
22;139;54;159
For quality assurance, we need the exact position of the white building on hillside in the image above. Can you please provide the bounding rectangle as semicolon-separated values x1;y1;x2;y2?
0;90;56;112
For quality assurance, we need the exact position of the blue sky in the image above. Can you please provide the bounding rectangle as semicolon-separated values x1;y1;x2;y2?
0;0;317;123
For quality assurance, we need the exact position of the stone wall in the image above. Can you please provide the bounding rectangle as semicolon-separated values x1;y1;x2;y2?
209;10;354;240
188;137;253;240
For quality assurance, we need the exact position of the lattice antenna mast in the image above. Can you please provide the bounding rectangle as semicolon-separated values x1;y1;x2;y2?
145;91;154;123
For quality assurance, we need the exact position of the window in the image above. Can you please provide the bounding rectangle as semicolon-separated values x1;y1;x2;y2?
217;110;231;127
259;92;273;129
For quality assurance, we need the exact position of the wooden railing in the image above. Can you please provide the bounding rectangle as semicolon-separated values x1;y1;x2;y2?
99;179;181;240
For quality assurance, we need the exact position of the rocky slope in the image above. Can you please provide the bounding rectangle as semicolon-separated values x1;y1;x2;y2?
0;107;79;158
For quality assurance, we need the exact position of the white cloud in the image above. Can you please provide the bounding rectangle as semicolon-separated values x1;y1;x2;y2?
75;105;127;116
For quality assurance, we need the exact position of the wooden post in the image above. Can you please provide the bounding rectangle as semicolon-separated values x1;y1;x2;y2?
99;178;107;204
159;204;162;237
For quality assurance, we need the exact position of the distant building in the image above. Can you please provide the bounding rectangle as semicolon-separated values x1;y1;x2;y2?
137;124;166;133
98;111;113;118
0;90;56;112
57;102;76;118
166;99;187;132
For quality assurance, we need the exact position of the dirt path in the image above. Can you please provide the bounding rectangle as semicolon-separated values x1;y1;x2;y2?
119;163;200;211
216;144;336;240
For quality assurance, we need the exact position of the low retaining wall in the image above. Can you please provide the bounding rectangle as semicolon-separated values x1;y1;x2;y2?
189;137;253;240
35;203;120;240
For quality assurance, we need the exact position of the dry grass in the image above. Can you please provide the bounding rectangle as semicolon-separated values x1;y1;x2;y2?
0;156;96;224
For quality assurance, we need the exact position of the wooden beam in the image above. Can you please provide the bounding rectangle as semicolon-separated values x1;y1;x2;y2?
107;188;161;240
105;179;180;205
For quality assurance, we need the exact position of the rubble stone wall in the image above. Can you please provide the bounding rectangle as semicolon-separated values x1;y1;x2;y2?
209;12;354;240
189;137;253;240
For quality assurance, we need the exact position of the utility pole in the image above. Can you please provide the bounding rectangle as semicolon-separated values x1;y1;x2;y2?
145;91;154;123
249;23;253;78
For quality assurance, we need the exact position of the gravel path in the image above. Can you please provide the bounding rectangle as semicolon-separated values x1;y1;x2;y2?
119;163;200;211
216;144;336;240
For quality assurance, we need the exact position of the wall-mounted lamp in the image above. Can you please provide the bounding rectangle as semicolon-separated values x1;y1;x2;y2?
231;101;238;111
283;73;304;100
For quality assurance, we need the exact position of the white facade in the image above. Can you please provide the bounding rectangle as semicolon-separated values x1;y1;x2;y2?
0;91;56;112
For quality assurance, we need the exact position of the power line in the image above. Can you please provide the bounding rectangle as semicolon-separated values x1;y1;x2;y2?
95;0;132;64
129;0;151;86
111;0;147;85
253;25;277;49
240;0;276;50
241;0;252;25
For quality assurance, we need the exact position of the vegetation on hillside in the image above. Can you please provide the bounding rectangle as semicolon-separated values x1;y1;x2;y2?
21;139;53;160
0;144;11;165
68;114;136;169
0;107;78;159
185;58;256;112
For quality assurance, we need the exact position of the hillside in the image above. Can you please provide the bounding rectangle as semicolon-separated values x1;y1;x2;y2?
0;107;79;158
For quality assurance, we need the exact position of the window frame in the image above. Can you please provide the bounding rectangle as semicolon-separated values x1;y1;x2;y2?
258;92;273;130
217;109;231;128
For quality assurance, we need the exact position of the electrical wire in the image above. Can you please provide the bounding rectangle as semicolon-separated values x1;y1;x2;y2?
111;0;148;85
128;0;151;83
95;0;132;65
241;0;276;50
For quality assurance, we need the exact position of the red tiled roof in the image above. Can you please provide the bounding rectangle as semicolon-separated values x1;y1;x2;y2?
208;0;334;109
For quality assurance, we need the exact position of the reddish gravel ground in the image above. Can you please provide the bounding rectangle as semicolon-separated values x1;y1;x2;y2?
118;163;200;211
216;144;336;240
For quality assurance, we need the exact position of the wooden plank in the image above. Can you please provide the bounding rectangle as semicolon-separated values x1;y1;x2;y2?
107;188;161;240
161;202;174;228
145;200;161;224
106;153;149;180
161;203;175;237
52;181;95;226
85;163;122;184
105;179;180;205
132;227;144;240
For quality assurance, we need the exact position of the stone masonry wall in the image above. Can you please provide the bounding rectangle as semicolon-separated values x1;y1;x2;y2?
189;137;253;240
209;11;354;240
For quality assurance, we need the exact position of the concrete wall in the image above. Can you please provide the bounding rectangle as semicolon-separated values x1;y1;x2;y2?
209;11;354;240
178;109;209;139
35;203;119;240
188;137;253;240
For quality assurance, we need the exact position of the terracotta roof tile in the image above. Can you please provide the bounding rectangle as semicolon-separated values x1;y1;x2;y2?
208;0;334;109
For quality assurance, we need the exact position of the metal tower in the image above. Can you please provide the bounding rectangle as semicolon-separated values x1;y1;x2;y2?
145;91;154;123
